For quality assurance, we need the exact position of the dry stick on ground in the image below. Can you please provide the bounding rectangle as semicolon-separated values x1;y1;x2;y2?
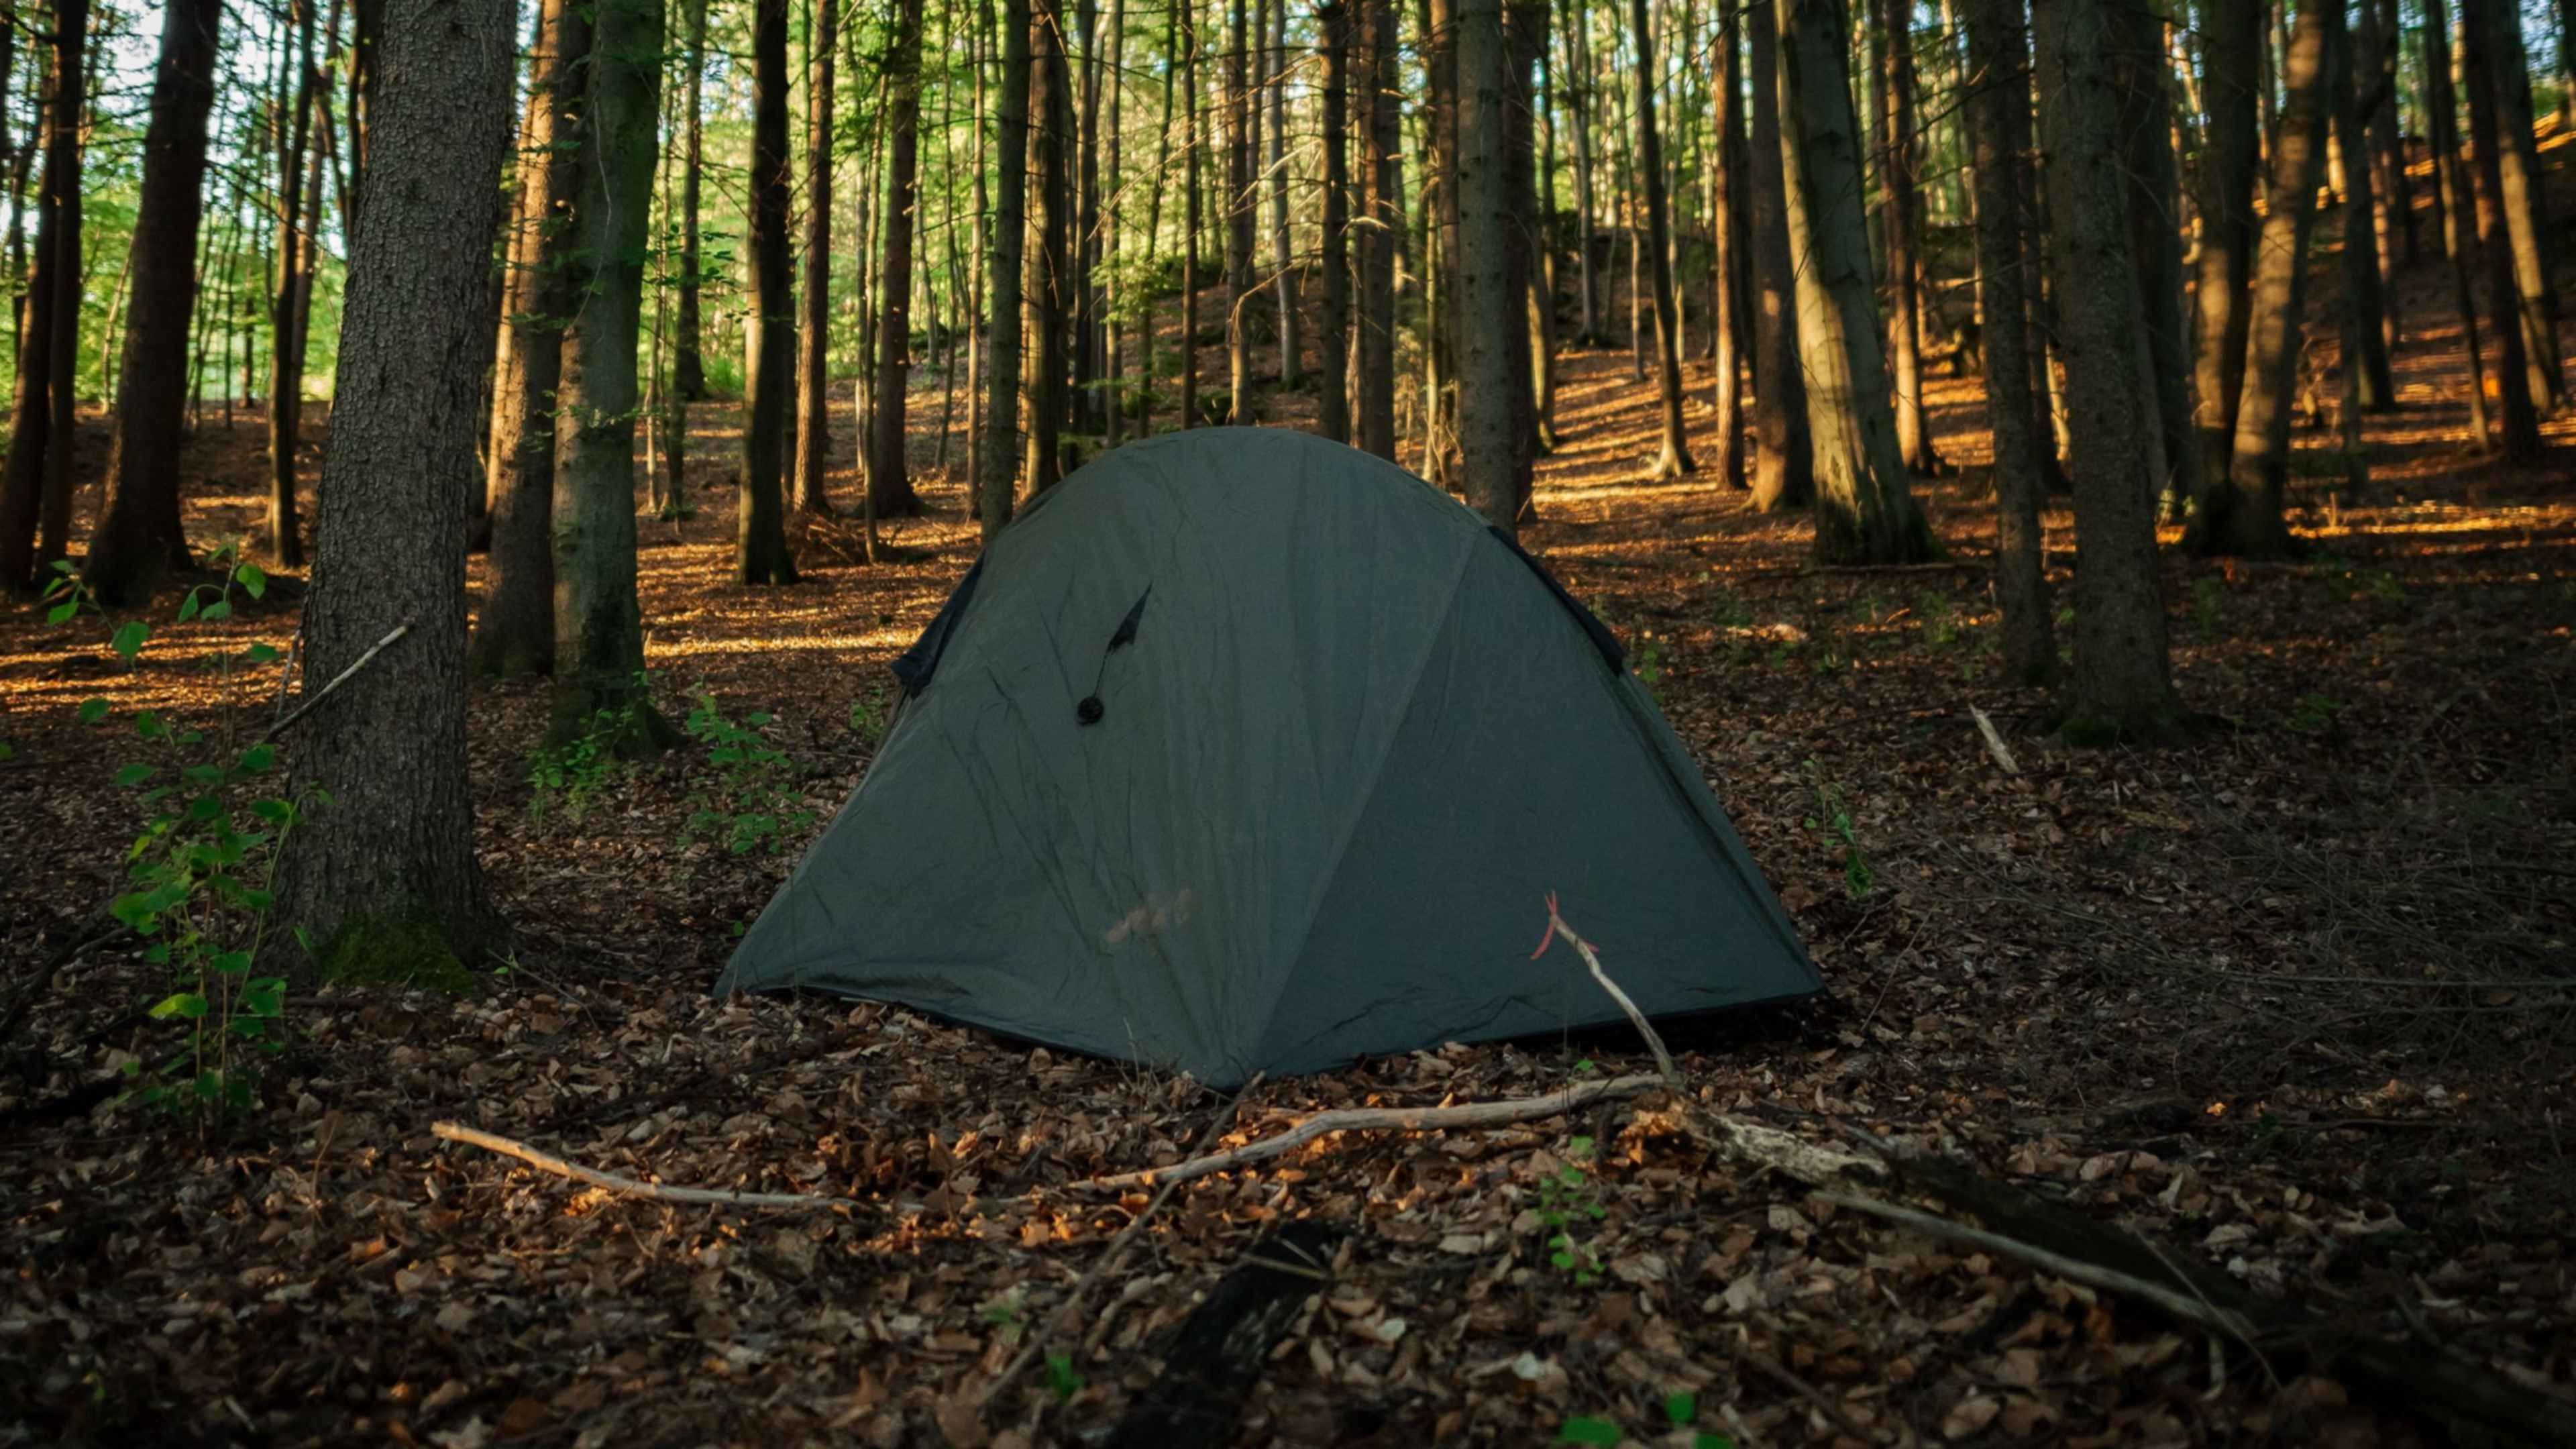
1970;705;2021;775
1533;891;1681;1087
979;1072;1270;1417
1084;1073;1666;1190
258;617;413;743
431;1120;864;1212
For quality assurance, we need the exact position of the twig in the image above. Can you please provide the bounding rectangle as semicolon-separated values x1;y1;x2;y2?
1739;1346;1890;1446
259;618;414;743
1083;1074;1663;1191
1815;1190;2265;1348
2145;1233;2281;1391
981;1074;1267;1413
1532;892;1681;1087
1970;705;2021;776
431;1120;860;1213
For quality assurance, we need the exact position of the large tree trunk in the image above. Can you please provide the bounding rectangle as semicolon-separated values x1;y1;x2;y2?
83;0;217;605
276;0;515;970
737;0;799;583
266;0;320;569
473;0;592;678
1877;0;1942;475
1743;0;1810;511
1225;0;1255;420
870;0;926;520
1455;0;1517;527
2475;0;2562;415
2190;0;2263;504
2193;0;2331;558
2326;0;2397;411
1774;0;1934;563
2455;0;2544;458
981;0;1031;537
1503;0;1542;502
2423;0;2495;449
2359;0;2414;274
1355;0;1399;455
1026;0;1071;480
674;0;709;400
1628;0;1693;478
2031;0;2184;743
793;0;839;514
1962;0;2051;686
1318;0;1352;444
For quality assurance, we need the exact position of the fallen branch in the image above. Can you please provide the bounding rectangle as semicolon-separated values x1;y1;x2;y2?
431;1120;859;1213
260;617;414;743
1533;892;1680;1087
1085;1073;1664;1190
1970;704;2021;776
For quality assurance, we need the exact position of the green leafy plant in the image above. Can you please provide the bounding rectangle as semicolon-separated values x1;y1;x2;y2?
1042;1352;1084;1401
849;684;894;750
1536;1134;1608;1286
1631;637;1665;701
1915;588;1960;647
1558;1395;1732;1448
684;690;815;854
1803;763;1874;899
2190;576;2226;640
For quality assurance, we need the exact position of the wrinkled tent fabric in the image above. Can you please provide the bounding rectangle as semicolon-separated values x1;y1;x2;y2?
714;429;1819;1084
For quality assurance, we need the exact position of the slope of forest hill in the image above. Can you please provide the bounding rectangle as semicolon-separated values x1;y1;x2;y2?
5;129;2576;1449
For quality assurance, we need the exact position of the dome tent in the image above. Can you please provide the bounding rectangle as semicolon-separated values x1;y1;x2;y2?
714;429;1818;1083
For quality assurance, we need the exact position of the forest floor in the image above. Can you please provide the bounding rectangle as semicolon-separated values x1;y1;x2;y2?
7;164;2576;1444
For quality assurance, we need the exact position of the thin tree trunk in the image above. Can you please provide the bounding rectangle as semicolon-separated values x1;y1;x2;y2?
2190;0;2263;506
2194;0;2332;558
1774;0;1933;562
85;0;217;604
0;0;83;590
1962;0;2051;684
1268;0;1299;385
1102;0;1126;443
2327;0;2397;410
737;0;800;582
2113;0;2192;512
674;0;709;400
981;0;1031;536
794;0;840;513
1878;0;1941;474
2031;0;2184;741
2477;0;2561;413
1456;0;1517;525
1707;7;1744;490
1226;0;1255;419
1624;0;1689;476
1355;0;1398;453
1743;0;1809;511
2424;0;2493;448
871;0;927;521
1318;0;1352;443
276;0;516;966
1564;0;1597;344
1026;0;1071;479
266;0;320;568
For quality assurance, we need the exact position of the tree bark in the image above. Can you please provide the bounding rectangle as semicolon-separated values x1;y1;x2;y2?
83;0;218;605
266;0;320;569
1355;0;1399;455
737;0;800;582
2326;0;2396;411
674;0;710;400
1318;0;1352;443
2423;0;2495;449
473;0;592;677
1707;8;1746;491
2190;0;2263;506
2113;0;2194;513
1877;0;1942;475
1183;0;1203;427
276;0;515;969
1774;0;1934;562
2454;0;2544;458
2360;0;2414;274
2031;0;2184;742
1743;0;1810;511
1962;0;2050;685
0;0;82;592
1627;0;1692;478
794;0;839;514
871;0;926;521
1268;0;1299;386
1456;0;1517;526
2193;0;2331;559
1026;0;1072;479
2475;0;2562;415
981;0;1031;537
1225;0;1256;420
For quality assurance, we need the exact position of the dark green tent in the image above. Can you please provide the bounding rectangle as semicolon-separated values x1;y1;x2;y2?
714;429;1818;1082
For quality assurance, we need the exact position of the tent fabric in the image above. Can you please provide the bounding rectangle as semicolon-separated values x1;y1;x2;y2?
713;429;1819;1084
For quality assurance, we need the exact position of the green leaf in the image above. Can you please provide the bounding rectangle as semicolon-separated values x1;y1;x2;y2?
1694;1434;1736;1449
110;894;160;931
1041;1352;1084;1401
150;991;210;1020
78;698;110;724
46;600;76;625
135;710;166;740
1567;1135;1595;1157
226;1018;268;1040
1550;1250;1576;1270
111;621;148;660
235;743;276;773
143;942;171;965
1556;1417;1623;1446
245;641;282;664
201;599;232;622
176;591;201;623
235;561;268;599
250;798;293;824
1663;1392;1697;1426
212;950;254;977
113;763;156;788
